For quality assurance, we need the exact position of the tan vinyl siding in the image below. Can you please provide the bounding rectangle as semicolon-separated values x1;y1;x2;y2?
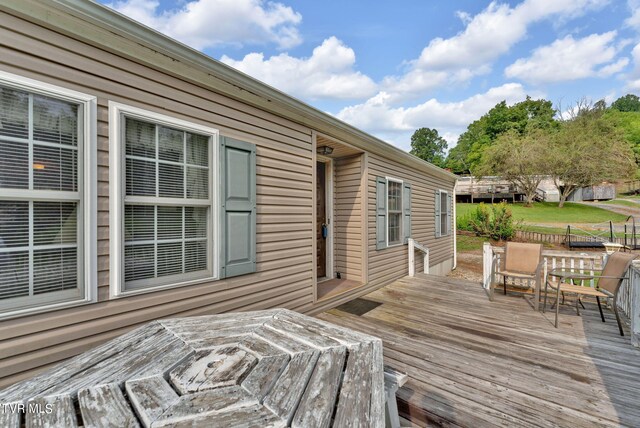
333;154;364;282
0;11;314;388
367;153;455;289
0;6;456;389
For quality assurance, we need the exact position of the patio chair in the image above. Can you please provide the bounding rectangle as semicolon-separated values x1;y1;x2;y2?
543;251;637;334
495;242;544;299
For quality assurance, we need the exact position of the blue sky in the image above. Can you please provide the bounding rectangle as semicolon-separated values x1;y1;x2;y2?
104;0;640;151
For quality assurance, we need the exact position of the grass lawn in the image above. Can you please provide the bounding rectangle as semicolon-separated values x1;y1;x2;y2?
456;202;627;224
456;234;488;252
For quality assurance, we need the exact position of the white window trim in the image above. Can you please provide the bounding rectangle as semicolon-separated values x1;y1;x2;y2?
438;189;450;237
386;176;404;248
0;70;98;320
109;102;219;298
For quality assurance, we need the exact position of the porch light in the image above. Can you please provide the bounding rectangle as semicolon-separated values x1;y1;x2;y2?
317;145;333;155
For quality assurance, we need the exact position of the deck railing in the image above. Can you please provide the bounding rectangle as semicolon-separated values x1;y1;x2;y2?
482;244;640;347
408;238;429;277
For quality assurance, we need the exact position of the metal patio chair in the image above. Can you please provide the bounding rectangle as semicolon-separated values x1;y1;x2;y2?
543;251;637;334
495;242;545;298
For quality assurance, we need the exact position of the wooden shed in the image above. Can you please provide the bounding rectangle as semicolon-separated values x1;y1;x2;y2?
0;0;457;388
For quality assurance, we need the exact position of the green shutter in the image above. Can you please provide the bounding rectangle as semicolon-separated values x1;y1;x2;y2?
435;190;441;238
403;182;412;244
376;176;387;250
219;136;256;278
447;192;452;235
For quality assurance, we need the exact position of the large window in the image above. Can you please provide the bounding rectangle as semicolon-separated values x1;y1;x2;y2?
0;72;96;318
110;104;218;295
387;179;403;245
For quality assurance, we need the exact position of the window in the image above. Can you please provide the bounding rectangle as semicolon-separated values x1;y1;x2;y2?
110;103;218;296
0;71;97;318
436;189;451;237
387;179;403;245
376;176;411;249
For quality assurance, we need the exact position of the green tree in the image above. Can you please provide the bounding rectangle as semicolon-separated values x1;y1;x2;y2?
549;107;636;207
476;127;552;206
409;127;448;167
606;109;640;170
611;94;640;112
445;97;557;174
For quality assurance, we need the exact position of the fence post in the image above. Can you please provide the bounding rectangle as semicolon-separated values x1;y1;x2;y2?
408;238;415;277
482;242;492;290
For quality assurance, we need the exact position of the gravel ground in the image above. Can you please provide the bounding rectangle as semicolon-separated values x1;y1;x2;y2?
447;251;483;284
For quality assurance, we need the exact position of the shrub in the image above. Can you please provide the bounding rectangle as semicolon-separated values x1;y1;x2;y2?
467;202;518;240
456;212;474;232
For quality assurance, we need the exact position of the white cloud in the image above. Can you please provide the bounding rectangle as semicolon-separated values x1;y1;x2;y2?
220;37;377;100
625;0;640;31
627;43;640;91
336;83;533;150
379;0;609;102
108;0;302;50
505;32;627;84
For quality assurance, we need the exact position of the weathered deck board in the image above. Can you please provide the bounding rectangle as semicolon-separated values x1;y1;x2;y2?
78;383;140;428
318;273;640;428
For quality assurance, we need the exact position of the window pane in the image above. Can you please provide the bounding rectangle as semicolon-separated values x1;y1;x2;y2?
388;181;402;212
34;202;77;245
388;213;401;244
0;86;83;313
33;247;77;295
157;242;182;277
125;244;155;282
159;163;184;197
185;207;207;238
0;86;28;139
158;126;183;163
126;158;156;196
125;118;155;159
440;192;448;235
0;251;29;300
157;206;182;240
0;140;29;189
33;144;78;191
186;133;208;166
0;201;28;247
186;167;208;199
185;241;207;273
123;116;212;290
125;205;155;241
33;95;78;146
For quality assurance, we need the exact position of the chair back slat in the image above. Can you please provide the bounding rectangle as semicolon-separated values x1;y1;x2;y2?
504;242;543;274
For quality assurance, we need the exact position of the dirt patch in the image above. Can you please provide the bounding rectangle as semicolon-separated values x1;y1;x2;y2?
448;252;483;283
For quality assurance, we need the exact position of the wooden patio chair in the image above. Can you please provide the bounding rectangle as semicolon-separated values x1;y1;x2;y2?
543;251;637;334
495;242;544;298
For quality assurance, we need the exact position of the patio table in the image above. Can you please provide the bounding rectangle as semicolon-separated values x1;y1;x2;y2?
0;309;384;427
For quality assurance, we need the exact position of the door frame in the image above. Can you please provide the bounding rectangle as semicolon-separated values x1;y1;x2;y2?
316;155;334;282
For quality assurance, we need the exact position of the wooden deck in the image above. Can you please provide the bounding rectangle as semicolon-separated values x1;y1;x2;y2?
318;274;640;427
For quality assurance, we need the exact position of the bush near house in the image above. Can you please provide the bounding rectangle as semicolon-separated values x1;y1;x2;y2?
458;202;518;241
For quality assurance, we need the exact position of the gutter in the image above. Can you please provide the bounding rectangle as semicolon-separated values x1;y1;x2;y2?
2;0;457;182
452;180;458;270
